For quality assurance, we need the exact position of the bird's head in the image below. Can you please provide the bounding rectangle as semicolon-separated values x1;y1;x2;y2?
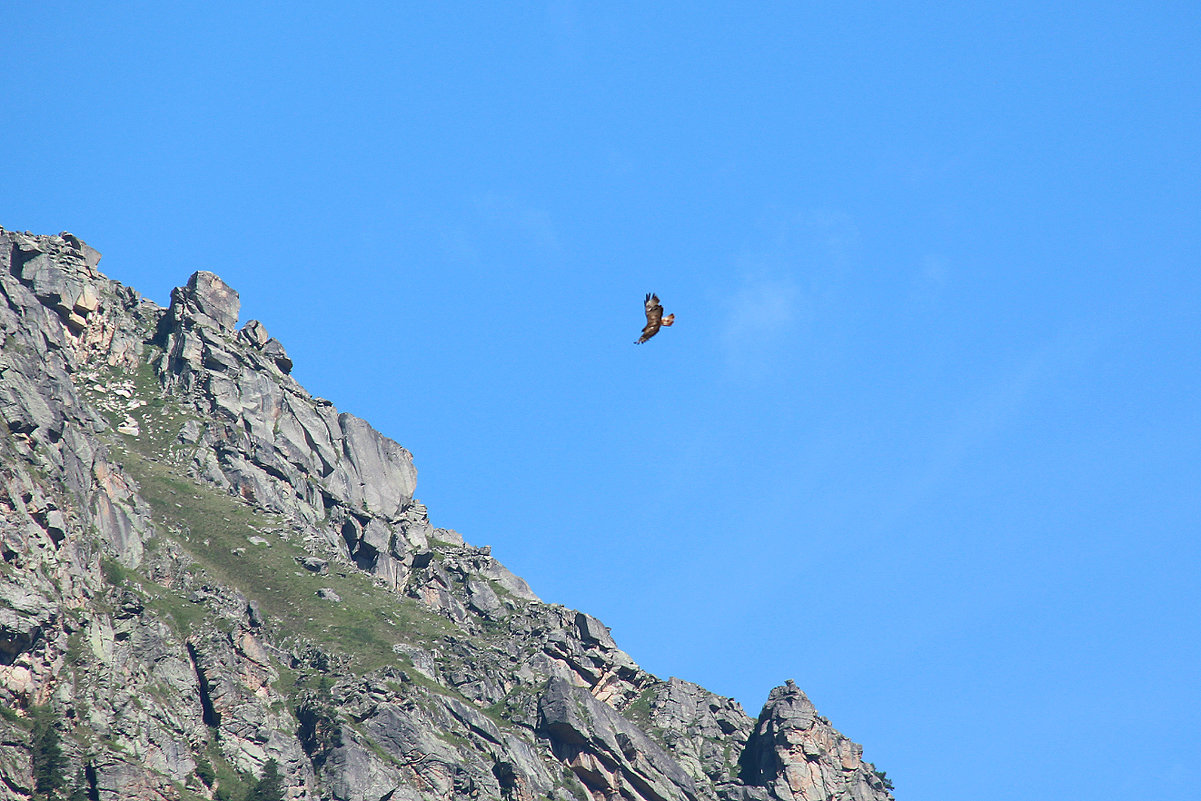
662;314;675;327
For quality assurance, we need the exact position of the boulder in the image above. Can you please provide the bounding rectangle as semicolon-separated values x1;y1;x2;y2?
185;271;240;333
60;232;102;270
240;319;270;348
262;338;293;373
576;611;617;649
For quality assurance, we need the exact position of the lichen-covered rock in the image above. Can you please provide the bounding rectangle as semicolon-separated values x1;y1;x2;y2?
624;676;756;791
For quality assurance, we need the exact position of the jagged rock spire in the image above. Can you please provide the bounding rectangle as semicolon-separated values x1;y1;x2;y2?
739;680;891;801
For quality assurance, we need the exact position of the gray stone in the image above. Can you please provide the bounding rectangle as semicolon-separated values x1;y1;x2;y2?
262;337;293;373
60;232;102;270
185;270;240;332
576;611;617;649
0;363;60;434
337;412;417;519
739;680;889;801
298;556;329;574
326;728;408;801
240;319;270;347
539;676;698;801
466;577;502;615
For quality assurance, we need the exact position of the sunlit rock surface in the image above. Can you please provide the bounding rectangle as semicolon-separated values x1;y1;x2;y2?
0;225;892;801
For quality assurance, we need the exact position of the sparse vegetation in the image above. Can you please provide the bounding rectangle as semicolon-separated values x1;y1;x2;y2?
201;739;253;801
296;687;343;772
99;557;129;588
193;752;216;786
67;769;90;801
142;585;210;638
30;704;67;800
247;759;285;801
621;686;656;728
111;436;452;675
560;767;590;801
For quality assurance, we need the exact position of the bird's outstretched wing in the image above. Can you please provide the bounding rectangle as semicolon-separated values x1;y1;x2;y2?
636;293;665;344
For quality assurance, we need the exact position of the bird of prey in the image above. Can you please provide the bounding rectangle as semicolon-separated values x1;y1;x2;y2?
635;293;674;344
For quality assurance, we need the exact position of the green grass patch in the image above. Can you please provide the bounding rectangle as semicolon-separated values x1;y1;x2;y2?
78;356;199;461
111;435;452;677
482;700;507;725
200;738;253;801
271;663;300;700
142;587;211;639
86;351;469;712
100;557;131;588
621;686;656;729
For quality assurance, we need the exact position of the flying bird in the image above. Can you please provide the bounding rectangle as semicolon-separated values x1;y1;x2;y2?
635;293;674;344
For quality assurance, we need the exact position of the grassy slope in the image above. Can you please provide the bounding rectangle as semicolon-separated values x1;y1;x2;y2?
84;356;453;676
74;350;586;798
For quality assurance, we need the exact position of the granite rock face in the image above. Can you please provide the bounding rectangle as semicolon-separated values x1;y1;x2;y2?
0;226;893;801
738;682;891;801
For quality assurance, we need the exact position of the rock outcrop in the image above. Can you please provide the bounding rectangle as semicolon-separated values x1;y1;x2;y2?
0;225;893;801
738;682;890;801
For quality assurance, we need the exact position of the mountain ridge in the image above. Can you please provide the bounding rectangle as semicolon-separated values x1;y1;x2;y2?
0;225;893;801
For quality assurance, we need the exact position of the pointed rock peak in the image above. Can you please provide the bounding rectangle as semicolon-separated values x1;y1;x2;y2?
768;678;805;703
740;680;891;800
760;678;816;727
176;270;240;332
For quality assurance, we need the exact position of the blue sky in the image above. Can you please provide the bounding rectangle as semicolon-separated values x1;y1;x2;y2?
5;3;1200;798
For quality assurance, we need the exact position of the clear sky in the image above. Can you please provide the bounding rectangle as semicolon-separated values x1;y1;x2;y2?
5;3;1200;799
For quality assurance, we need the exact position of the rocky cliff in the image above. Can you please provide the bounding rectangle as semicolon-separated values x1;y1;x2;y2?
0;225;894;801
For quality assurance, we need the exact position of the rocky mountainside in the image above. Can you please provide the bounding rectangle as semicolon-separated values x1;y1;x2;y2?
0;225;894;801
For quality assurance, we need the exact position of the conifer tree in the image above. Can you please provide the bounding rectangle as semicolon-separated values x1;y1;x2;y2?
30;705;67;800
30;706;66;801
247;758;285;801
67;768;89;801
